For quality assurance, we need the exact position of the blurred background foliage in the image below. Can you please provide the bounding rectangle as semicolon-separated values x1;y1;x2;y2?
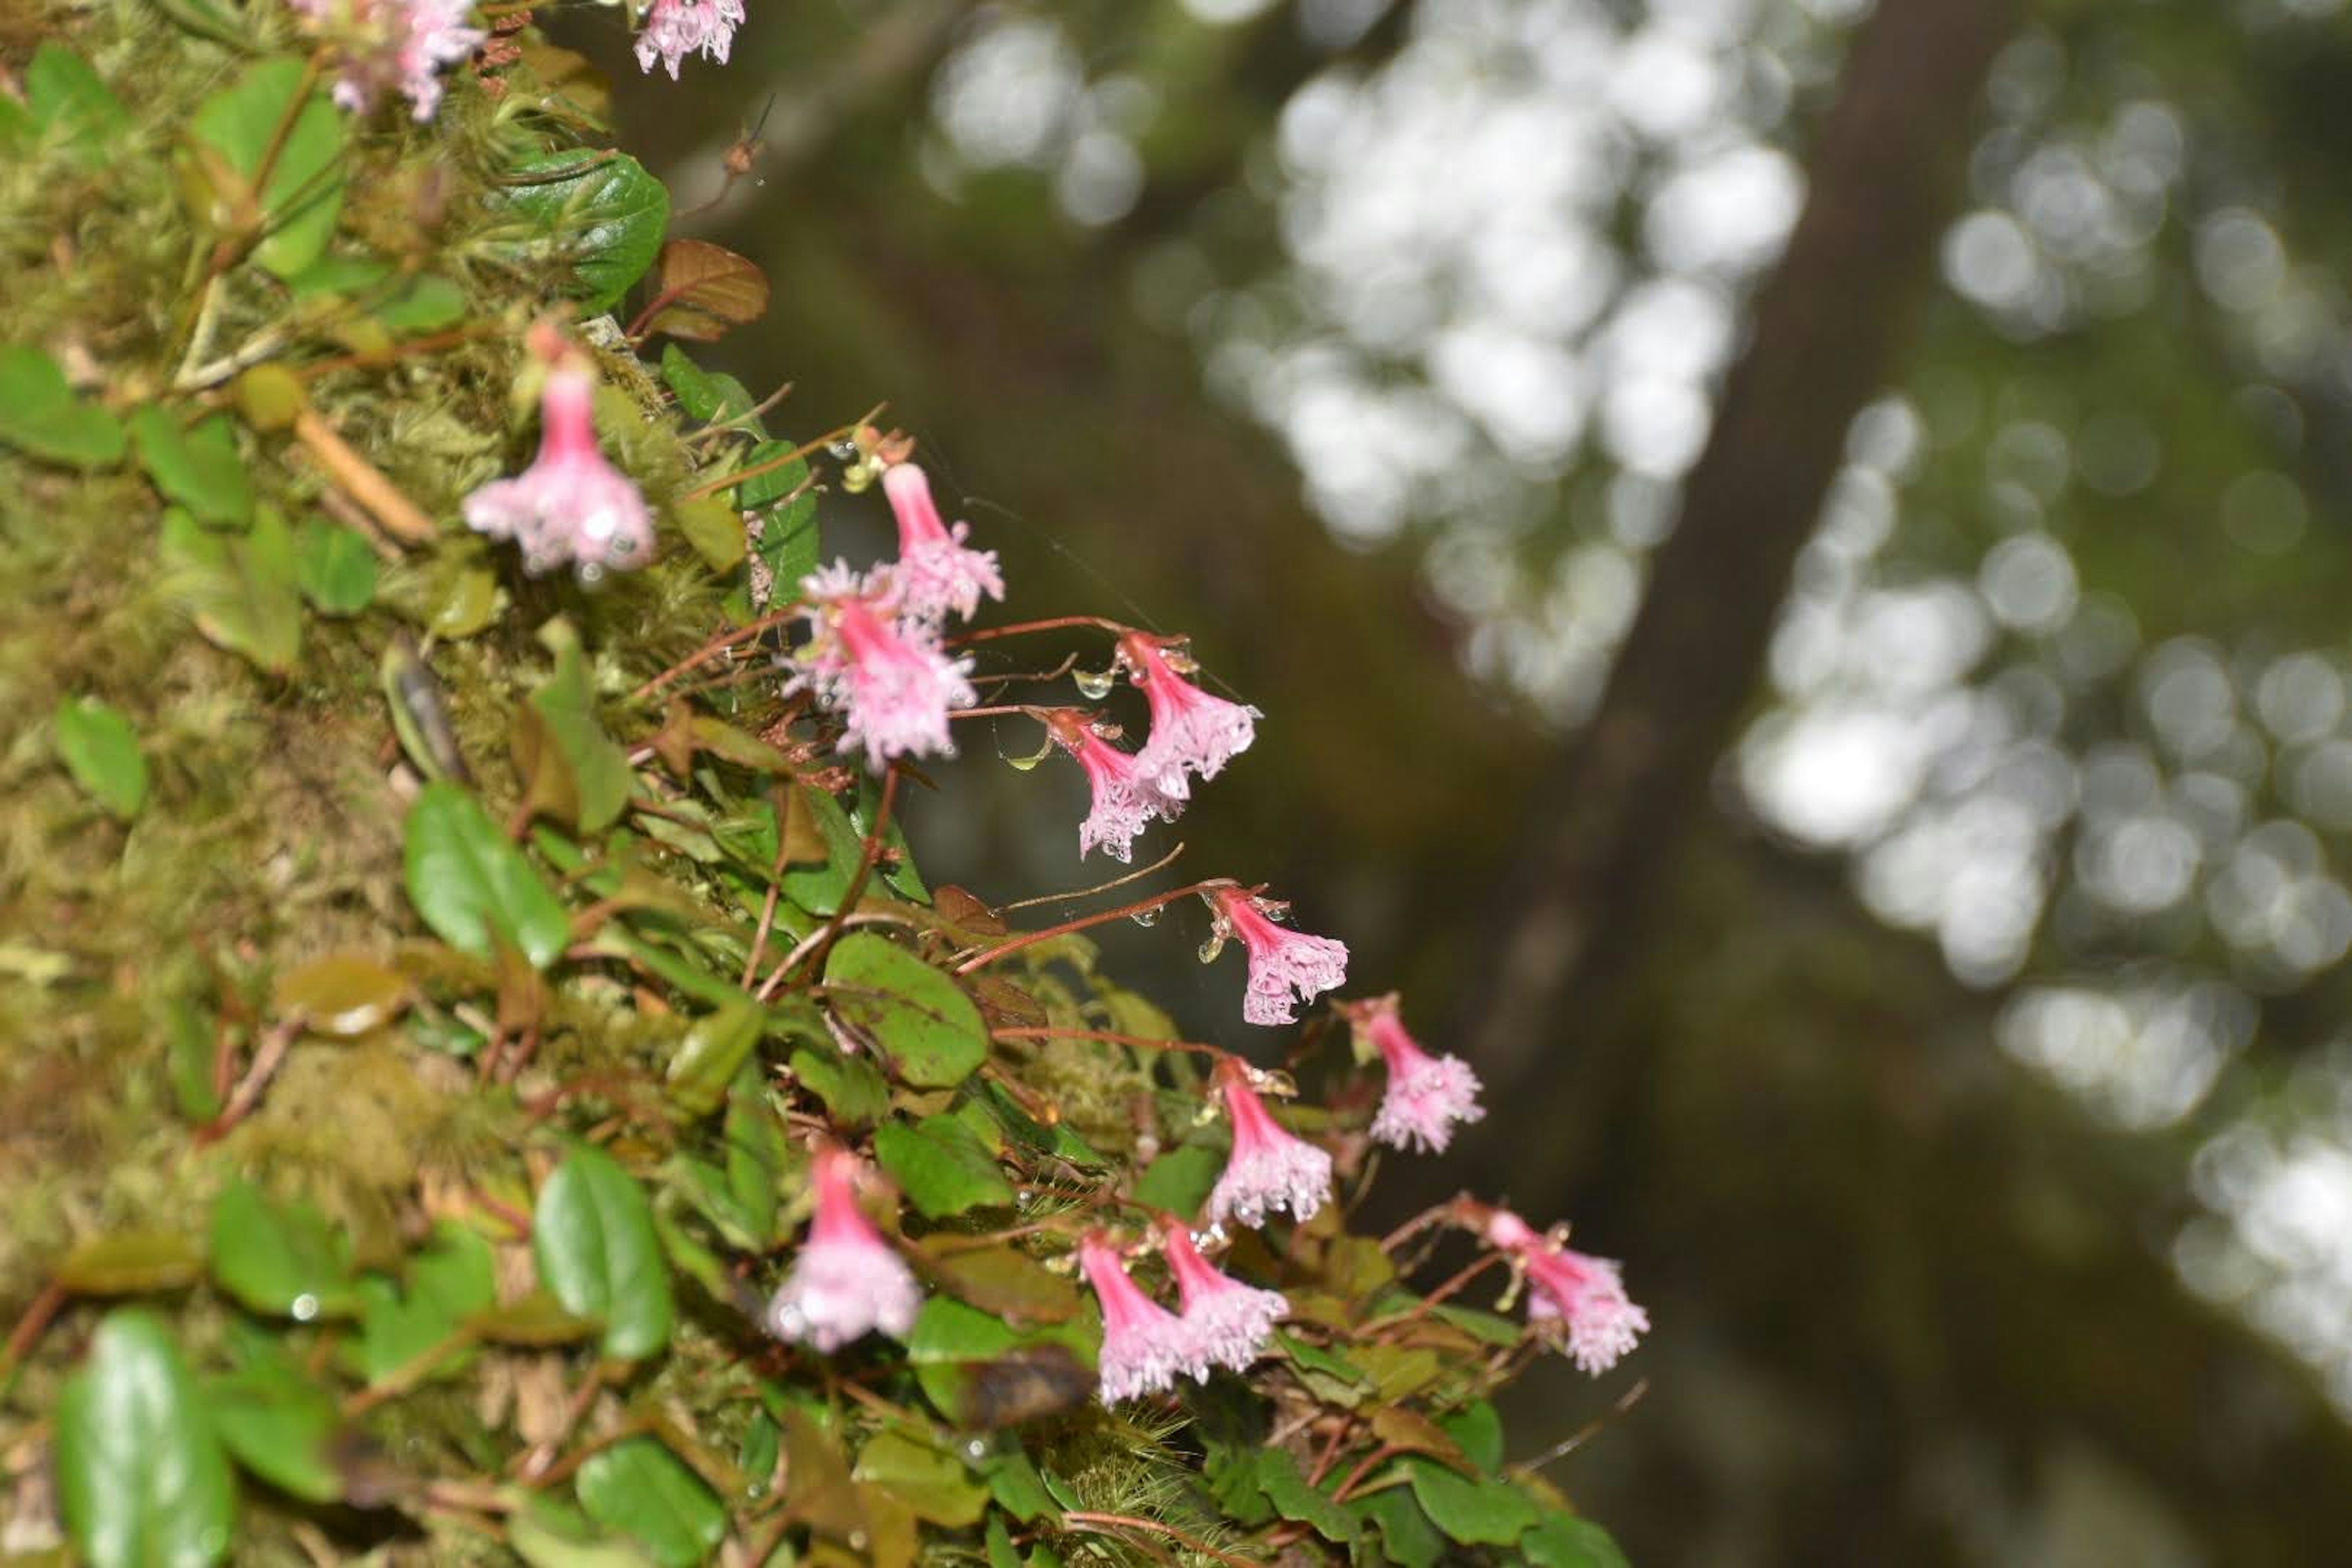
565;0;2352;1559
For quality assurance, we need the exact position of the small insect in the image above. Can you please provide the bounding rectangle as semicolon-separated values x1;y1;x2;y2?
681;97;778;218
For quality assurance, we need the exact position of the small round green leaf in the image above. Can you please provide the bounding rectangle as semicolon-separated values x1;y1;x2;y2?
209;1179;360;1319
189;58;347;279
823;933;989;1088
206;1353;344;1504
130;408;254;528
295;519;379;616
55;1308;236;1568
55;696;148;819
575;1437;727;1568
532;1144;675;1361
0;345;126;468
402;781;573;969
874;1115;1016;1219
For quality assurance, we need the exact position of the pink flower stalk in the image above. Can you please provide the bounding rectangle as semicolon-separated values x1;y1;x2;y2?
1349;995;1485;1155
1118;633;1259;790
1159;1217;1287;1373
1079;1235;1209;1403
1044;709;1186;862
633;0;746;78
1206;1069;1333;1229
462;359;655;582
1485;1210;1648;1376
766;1149;922;1352
288;0;486;122
1208;885;1349;1027
786;564;978;771
880;463;1005;624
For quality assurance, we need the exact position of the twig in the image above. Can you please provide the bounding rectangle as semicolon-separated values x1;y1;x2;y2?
997;841;1186;913
293;409;437;545
195;1017;301;1144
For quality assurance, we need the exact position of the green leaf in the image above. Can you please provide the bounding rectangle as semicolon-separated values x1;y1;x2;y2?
510;1495;661;1568
790;1045;891;1129
516;618;634;834
1404;1457;1537;1547
55;1309;236;1568
209;1179;360;1319
743;439;819;589
906;1298;1094;1429
673;496;745;573
295;519;378;616
823;933;989;1088
781;786;865;915
658;343;761;429
271;952;410;1038
1354;1485;1445;1568
167;999;222;1121
1521;1515;1632;1568
402;780;573;968
533;1144;676;1360
130;409;254;528
0;344;126;467
724;1068;793;1245
978;1080;1107;1170
853;1430;987;1528
159;504;303;674
206;1350;343;1504
665;1000;765;1118
917;1240;1081;1324
55;1231;204;1295
575;1437;728;1568
495;150;670;312
189;57;347;279
986;1513;1022;1568
1256;1447;1355;1544
980;1450;1057;1524
375;273;468;332
55;696;147;819
355;1221;495;1384
1439;1400;1504;1472
26;42;127;155
875;1115;1016;1219
1130;1143;1225;1217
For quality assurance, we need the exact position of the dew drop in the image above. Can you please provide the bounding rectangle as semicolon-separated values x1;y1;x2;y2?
1129;907;1161;927
1197;934;1226;963
1072;667;1117;699
965;1439;988;1460
1006;750;1045;772
290;1292;320;1322
826;439;859;461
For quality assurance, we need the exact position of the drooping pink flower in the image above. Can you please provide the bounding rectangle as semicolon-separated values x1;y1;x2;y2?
1348;995;1485;1155
1205;1069;1333;1229
1207;885;1348;1027
288;0;486;122
1159;1216;1287;1373
1079;1235;1209;1403
880;462;1005;624
766;1148;922;1352
1118;633;1259;790
1043;709;1186;862
462;358;654;582
1485;1209;1647;1376
633;0;746;78
786;564;978;771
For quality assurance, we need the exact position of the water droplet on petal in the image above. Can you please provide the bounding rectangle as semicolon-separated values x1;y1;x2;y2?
1197;933;1227;964
290;1293;320;1322
1072;666;1117;699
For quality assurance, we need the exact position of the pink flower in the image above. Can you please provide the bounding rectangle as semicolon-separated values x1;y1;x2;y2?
881;463;1005;624
1118;633;1259;790
1349;995;1485;1155
1079;1235;1208;1403
462;360;654;582
786;565;978;771
633;0;745;78
766;1149;922;1352
1044;709;1186;862
1160;1216;1286;1373
1485;1209;1647;1376
1206;1069;1332;1229
289;0;486;122
1207;886;1348;1027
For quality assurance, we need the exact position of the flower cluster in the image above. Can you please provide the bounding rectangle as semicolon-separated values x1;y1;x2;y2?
1485;1208;1649;1374
1042;708;1185;862
288;0;486;123
1080;1227;1291;1404
634;0;746;79
462;337;655;582
784;565;977;772
1207;1065;1333;1229
1118;632;1259;791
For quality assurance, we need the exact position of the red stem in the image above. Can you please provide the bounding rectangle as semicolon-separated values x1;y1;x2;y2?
952;880;1230;974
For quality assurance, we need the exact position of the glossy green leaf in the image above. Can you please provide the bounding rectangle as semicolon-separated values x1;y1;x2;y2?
55;1308;236;1568
781;786;865;915
1521;1514;1632;1568
986;1514;1022;1568
1257;1447;1355;1544
743;439;820;589
509;1496;660;1568
1404;1456;1537;1547
875;1114;1015;1218
1354;1485;1445;1568
917;1240;1082;1324
980;1450;1057;1523
823;933;989;1088
1130;1143;1224;1217
575;1437;728;1568
494;150;669;312
665;1000;764;1117
853;1430;987;1528
130;409;254;528
0;344;126;467
515;619;633;834
658;343;762;429
790;1046;890;1129
189;58;347;279
295;519;378;616
26;42;127;154
402;781;573;969
1439;1400;1505;1471
206;1351;342;1504
55;696;147;819
159;505;303;674
533;1143;676;1360
209;1180;359;1319
355;1221;495;1384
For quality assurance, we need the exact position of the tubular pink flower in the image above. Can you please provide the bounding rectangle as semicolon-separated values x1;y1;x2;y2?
462;362;655;582
1079;1236;1209;1403
1206;1071;1333;1229
786;564;978;771
880;463;1005;624
1351;995;1485;1154
1160;1217;1287;1373
1118;633;1259;790
1044;709;1186;863
1485;1208;1648;1376
633;0;745;78
1208;886;1348;1027
289;0;486;122
766;1149;922;1352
